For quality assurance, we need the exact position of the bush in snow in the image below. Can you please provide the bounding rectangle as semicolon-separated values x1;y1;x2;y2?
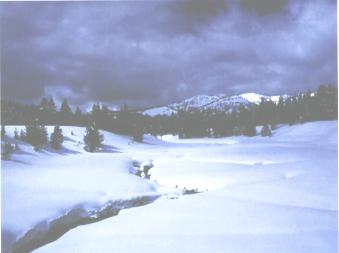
84;124;104;152
50;126;64;150
1;142;14;160
25;120;48;151
261;124;272;137
136;161;153;179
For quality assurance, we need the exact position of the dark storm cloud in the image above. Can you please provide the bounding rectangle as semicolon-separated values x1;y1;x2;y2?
1;0;337;108
239;0;289;15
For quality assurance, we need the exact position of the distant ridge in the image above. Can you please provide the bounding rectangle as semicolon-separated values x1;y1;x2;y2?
143;93;290;116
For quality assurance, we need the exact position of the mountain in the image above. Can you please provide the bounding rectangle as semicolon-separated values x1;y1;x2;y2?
143;93;289;116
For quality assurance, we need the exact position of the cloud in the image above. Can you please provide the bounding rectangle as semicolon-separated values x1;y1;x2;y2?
1;0;337;108
239;0;289;15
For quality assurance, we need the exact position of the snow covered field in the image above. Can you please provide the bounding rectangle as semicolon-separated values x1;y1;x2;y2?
2;121;338;253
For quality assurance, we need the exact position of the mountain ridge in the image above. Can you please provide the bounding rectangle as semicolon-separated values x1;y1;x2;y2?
143;93;290;116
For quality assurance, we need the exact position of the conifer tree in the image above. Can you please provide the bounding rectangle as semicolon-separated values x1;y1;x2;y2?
25;120;48;151
59;99;73;125
1;141;13;160
20;129;26;141
132;123;144;142
75;107;82;117
49;98;56;113
39;98;49;111
1;125;6;139
84;124;104;152
50;126;64;150
60;99;72;115
261;124;272;137
14;128;19;140
243;123;257;137
74;106;84;126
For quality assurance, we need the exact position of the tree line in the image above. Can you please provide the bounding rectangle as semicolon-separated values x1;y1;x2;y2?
148;85;337;138
1;122;104;159
1;84;337;143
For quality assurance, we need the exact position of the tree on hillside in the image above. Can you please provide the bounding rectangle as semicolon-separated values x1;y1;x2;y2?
1;125;6;139
20;129;26;141
132;123;144;142
59;99;73;124
14;128;19;140
39;98;49;110
25;120;48;151
49;98;57;113
75;107;82;117
50;126;64;150
38;97;57;124
60;99;72;115
91;104;101;116
1;142;14;160
74;106;85;126
261;124;272;137
276;95;285;123
84;124;104;152
243;123;257;137
239;105;257;137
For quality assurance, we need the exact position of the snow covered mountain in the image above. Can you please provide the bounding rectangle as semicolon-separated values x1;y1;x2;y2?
143;93;289;116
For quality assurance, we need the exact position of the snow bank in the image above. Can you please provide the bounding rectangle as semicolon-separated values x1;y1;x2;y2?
32;121;338;253
1;126;175;253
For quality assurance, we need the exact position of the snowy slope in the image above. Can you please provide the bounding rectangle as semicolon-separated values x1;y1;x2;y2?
1;126;179;253
239;92;270;104
144;92;290;116
170;94;222;111
32;121;338;253
143;106;177;117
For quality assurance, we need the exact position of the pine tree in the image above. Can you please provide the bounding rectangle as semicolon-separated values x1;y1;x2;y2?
60;99;72;115
20;129;26;141
39;97;49;111
1;141;13;160
14;128;19;140
25;120;48;151
1;125;6;139
49;98;56;113
132;124;144;142
91;104;100;115
261;124;272;137
75;107;82;117
38;97;57;125
122;104;129;112
74;106;84;126
84;124;104;152
243;123;257;137
59;99;73;125
50;126;64;150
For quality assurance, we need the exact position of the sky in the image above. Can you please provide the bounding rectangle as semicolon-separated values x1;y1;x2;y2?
1;0;337;109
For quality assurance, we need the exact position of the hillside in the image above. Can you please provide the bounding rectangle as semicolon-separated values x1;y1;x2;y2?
1;121;337;253
143;93;290;116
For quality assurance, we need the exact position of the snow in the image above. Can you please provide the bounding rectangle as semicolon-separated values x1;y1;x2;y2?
239;93;270;104
143;106;177;116
171;94;221;111
270;94;290;103
27;120;338;253
144;93;290;116
1;126;177;252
